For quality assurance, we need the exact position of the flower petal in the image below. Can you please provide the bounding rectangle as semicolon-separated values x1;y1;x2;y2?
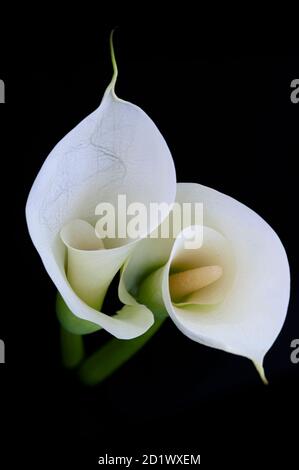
162;183;290;366
121;237;173;320
25;38;176;338
130;183;289;379
60;219;127;310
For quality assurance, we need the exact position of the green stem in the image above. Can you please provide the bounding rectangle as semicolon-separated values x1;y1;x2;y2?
78;317;166;386
60;327;85;369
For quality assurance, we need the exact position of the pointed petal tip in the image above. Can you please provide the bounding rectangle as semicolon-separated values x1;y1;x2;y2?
108;28;118;94
253;360;269;385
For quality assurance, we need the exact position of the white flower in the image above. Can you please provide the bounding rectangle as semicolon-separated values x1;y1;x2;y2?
122;183;290;381
26;35;176;339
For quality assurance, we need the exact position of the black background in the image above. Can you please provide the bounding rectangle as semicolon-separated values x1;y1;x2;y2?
0;21;298;467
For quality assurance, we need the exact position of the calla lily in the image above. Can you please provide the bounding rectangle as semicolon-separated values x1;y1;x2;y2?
123;183;290;381
26;33;176;339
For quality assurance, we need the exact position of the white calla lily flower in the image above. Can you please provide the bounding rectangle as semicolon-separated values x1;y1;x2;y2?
26;35;176;339
123;183;290;381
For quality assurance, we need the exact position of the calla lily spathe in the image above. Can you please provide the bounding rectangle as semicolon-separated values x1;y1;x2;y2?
26;36;176;339
123;183;290;381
